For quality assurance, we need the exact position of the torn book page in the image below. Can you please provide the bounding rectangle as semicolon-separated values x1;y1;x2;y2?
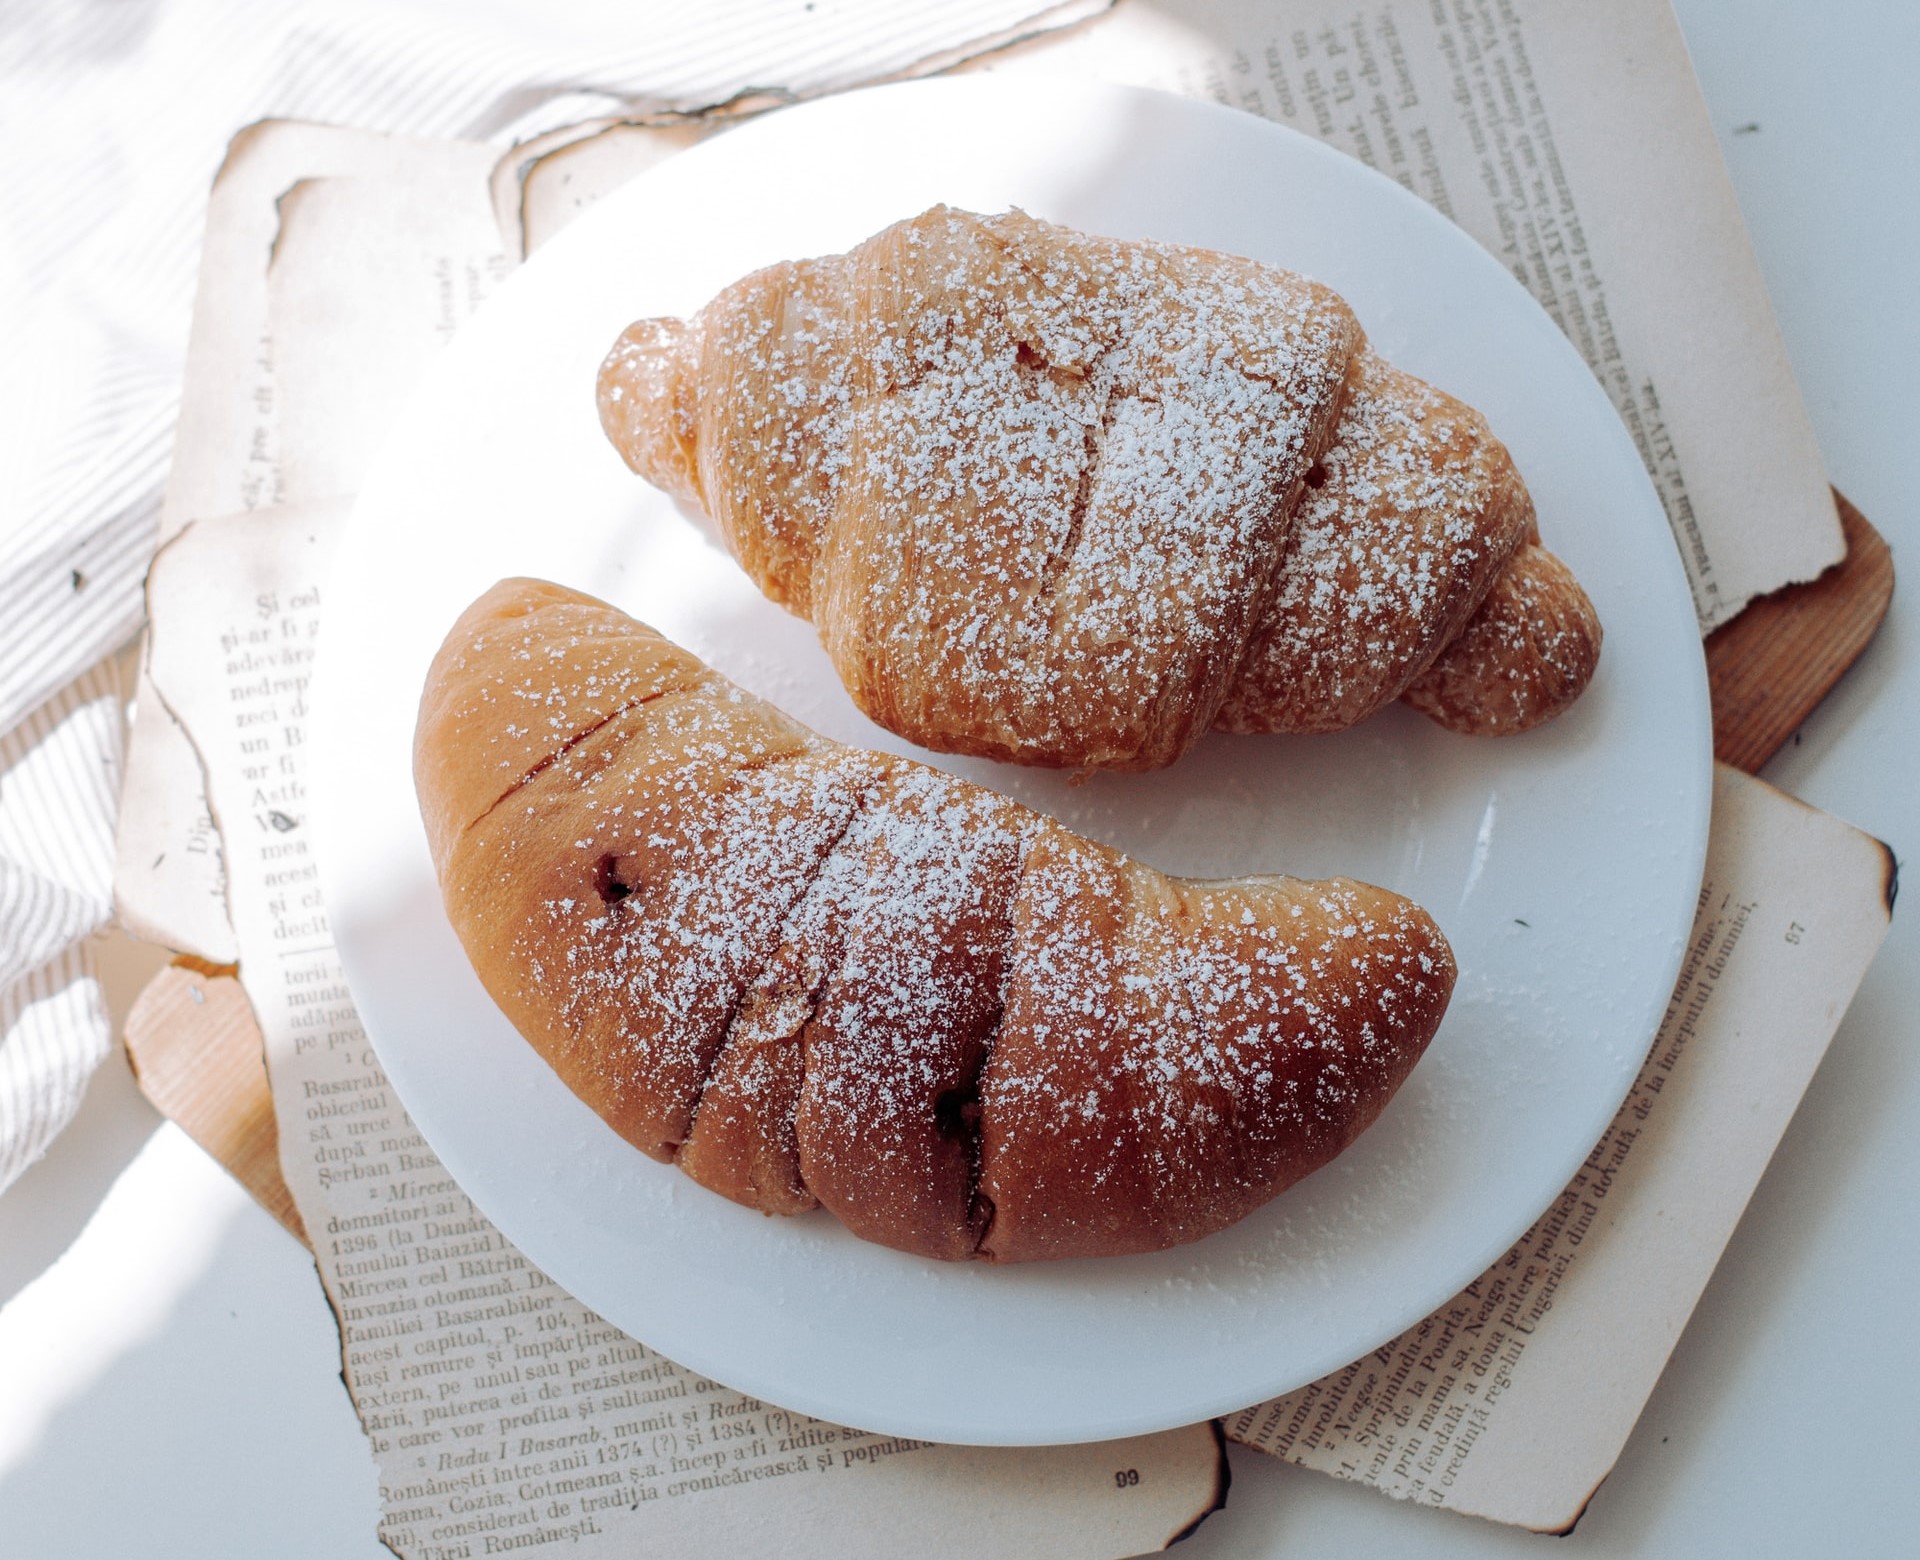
493;120;719;261
267;174;509;504
116;121;496;964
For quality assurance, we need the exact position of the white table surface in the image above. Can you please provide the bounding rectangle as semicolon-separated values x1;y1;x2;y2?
2;2;1913;1554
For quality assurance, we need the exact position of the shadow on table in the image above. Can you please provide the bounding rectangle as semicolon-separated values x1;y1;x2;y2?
0;1052;160;1309
1581;952;1913;1552
0;1179;384;1557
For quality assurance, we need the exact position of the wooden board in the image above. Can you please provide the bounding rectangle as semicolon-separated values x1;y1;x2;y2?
122;956;305;1243
1705;492;1895;772
121;494;1894;1248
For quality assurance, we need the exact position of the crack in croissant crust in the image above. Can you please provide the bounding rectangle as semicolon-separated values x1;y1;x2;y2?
598;206;1602;770
415;578;1457;1263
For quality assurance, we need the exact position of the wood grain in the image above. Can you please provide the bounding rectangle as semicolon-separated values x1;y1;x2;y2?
122;956;306;1245
117;493;1894;1241
1705;492;1895;772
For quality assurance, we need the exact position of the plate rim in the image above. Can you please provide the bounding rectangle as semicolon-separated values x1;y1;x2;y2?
313;73;1713;1445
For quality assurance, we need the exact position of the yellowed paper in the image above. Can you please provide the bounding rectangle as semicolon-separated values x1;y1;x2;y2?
267;174;509;502
160;125;496;535
144;504;1225;1560
116;121;495;963
496;120;718;259
1227;764;1893;1530
994;0;1842;630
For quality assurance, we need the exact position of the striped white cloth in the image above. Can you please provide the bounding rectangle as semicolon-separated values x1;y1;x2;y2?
0;0;1098;1188
0;663;124;1191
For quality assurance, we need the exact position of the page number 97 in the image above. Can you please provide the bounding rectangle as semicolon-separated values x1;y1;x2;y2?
1114;1469;1140;1488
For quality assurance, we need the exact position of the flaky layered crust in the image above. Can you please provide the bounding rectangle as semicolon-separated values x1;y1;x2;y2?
599;207;1601;770
416;579;1457;1263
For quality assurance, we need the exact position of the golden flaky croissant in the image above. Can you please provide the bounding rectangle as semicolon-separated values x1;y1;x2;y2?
599;207;1601;771
415;579;1455;1263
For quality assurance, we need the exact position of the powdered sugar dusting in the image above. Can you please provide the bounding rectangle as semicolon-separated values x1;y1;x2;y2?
1217;350;1534;733
597;208;1601;763
601;208;1365;768
426;583;1455;1263
978;849;1451;1260
1401;541;1604;735
824;209;1360;770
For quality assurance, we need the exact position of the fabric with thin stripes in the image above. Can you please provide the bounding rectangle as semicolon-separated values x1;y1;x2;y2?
0;663;124;1191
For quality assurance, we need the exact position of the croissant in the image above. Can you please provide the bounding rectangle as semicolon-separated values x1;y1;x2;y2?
598;207;1601;771
415;578;1455;1263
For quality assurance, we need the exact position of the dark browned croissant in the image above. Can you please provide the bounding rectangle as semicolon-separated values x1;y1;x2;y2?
415;578;1456;1262
599;207;1601;771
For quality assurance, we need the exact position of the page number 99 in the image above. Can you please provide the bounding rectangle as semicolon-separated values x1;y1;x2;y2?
1114;1469;1140;1488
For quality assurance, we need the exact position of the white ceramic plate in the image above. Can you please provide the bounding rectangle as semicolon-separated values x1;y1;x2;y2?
314;76;1710;1446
